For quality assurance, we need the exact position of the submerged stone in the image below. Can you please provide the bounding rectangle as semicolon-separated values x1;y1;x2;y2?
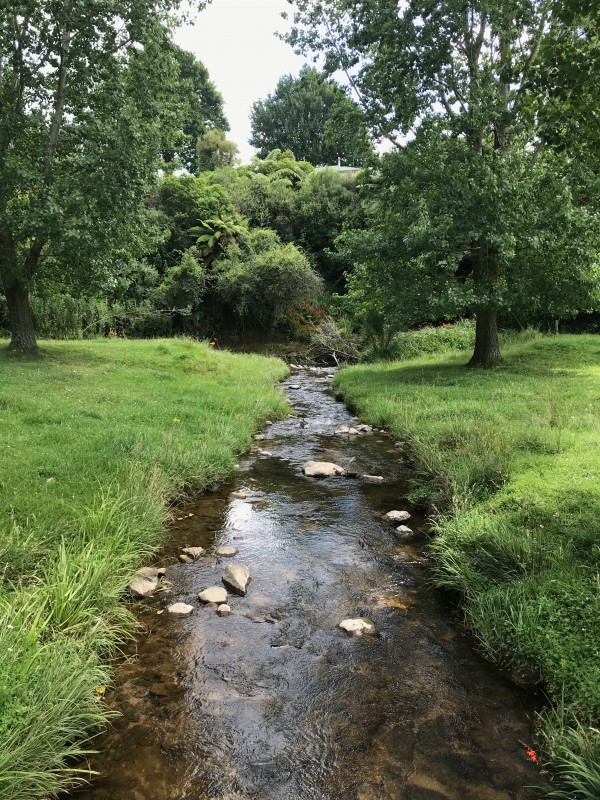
362;474;384;483
216;604;231;617
181;546;205;560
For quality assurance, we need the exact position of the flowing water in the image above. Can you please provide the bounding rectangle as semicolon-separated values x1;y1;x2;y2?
75;368;542;800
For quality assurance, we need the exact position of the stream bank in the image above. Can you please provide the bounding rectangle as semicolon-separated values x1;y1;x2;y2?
74;367;542;800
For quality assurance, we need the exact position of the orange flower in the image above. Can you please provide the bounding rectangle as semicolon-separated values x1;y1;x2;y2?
526;747;538;764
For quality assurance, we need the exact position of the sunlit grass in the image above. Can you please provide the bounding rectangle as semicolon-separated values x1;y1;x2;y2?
0;338;288;799
333;333;600;797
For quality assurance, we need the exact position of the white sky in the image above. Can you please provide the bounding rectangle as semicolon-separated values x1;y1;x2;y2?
174;0;308;164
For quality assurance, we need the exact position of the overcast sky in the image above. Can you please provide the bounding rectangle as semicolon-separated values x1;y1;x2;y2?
174;1;309;164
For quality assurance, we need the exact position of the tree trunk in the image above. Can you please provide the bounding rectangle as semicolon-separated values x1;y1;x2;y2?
5;281;38;353
468;309;501;367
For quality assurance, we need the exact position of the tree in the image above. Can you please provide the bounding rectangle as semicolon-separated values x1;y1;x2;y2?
342;131;600;351
0;0;198;352
163;44;229;172
287;0;600;365
293;167;364;288
250;66;372;166
196;129;239;171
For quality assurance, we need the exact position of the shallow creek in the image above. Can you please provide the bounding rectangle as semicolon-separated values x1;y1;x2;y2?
75;368;541;800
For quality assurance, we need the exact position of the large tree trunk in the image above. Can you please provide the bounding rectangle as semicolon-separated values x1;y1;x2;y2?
468;308;501;367
5;280;38;353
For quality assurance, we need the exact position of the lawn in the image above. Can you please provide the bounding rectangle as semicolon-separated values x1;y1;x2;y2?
333;333;600;799
0;338;288;800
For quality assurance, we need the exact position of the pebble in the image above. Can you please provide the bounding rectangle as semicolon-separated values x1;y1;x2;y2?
216;604;231;617
362;474;384;483
230;491;249;499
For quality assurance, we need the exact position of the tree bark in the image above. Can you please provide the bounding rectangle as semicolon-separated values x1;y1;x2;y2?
468;308;501;367
5;280;38;353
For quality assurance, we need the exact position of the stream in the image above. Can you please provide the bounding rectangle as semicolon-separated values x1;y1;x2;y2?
74;367;541;800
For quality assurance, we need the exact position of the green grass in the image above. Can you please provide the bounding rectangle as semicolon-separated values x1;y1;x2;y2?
333;333;600;798
0;338;289;799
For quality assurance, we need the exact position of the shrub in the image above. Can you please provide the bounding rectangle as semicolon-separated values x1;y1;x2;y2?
214;229;323;331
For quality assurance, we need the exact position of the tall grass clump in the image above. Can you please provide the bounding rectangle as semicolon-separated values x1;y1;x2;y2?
0;338;289;799
333;334;600;796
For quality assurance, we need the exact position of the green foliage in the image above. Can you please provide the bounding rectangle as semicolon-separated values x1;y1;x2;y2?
540;710;600;799
211;167;299;240
293;167;364;287
0;338;289;799
155;173;240;266
250;66;372;166
214;229;324;331
333;334;600;795
0;0;199;349
163;44;229;172
361;319;478;362
196;129;239;171
245;148;314;185
287;0;600;365
342;136;600;350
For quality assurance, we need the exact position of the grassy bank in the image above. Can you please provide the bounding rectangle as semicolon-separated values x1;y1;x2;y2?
333;334;600;798
0;338;288;800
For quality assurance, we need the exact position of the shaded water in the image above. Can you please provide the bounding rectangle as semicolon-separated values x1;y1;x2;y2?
75;368;542;800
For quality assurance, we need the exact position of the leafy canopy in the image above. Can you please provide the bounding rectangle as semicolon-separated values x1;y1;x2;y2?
250;66;372;166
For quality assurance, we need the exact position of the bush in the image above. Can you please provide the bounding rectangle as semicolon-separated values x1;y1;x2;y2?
214;229;324;331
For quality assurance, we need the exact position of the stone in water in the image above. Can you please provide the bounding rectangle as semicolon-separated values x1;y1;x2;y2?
167;602;194;615
216;604;231;617
222;563;251;595
198;586;228;604
339;617;377;636
181;546;205;560
303;461;346;478
383;510;411;523
217;545;238;557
